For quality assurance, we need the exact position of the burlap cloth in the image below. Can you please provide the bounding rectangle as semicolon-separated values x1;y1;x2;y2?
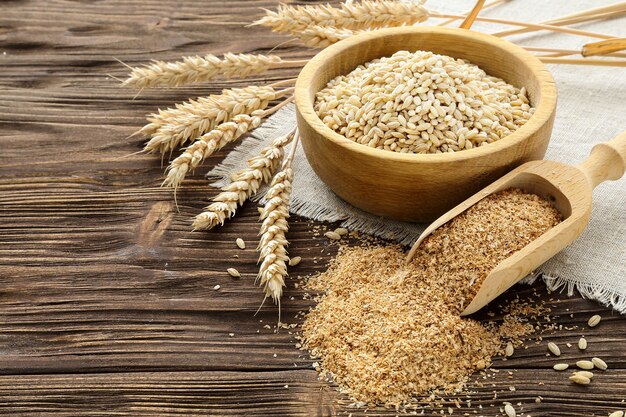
208;0;626;313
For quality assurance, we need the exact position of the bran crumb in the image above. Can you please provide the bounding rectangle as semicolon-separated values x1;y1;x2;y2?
301;189;561;406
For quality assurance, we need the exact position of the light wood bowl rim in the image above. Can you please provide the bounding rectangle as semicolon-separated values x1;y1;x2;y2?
295;26;557;163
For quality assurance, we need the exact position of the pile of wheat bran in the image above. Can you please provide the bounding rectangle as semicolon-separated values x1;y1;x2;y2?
300;189;561;406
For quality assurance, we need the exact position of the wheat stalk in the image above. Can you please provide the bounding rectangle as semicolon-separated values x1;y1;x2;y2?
582;38;626;57
143;86;292;154
538;57;626;67
442;14;615;40
493;2;626;38
163;96;294;189
257;134;298;307
123;53;306;88
437;0;508;27
192;129;296;231
253;0;429;35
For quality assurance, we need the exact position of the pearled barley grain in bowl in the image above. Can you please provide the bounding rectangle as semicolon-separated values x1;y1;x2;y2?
295;26;557;221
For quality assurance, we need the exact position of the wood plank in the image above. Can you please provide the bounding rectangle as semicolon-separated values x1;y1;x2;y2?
0;370;336;417
0;369;625;416
1;267;625;374
0;0;625;415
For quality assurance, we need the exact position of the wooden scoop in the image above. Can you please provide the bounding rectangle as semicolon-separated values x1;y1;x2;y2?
407;131;626;316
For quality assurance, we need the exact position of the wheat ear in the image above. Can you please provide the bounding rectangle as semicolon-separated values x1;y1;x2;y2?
123;53;307;88
192;129;296;231
298;26;359;48
143;86;292;154
257;133;298;307
253;0;429;34
163;96;294;190
140;85;276;138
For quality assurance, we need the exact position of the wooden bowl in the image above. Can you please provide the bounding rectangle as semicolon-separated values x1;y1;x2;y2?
295;26;557;222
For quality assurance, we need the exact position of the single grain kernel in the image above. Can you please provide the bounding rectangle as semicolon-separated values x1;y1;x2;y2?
569;374;591;385
574;371;594;379
325;231;342;240
504;403;516;417
576;360;594;370
334;227;349;236
578;337;587;350
289;256;302;266
236;238;246;249
588;314;602;327
609;411;625;417
547;342;561;356
592;357;608;370
213;284;221;290
227;268;241;278
505;342;514;357
553;363;569;371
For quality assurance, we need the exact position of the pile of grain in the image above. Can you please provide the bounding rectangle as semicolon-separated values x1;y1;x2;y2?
314;50;534;154
301;189;561;405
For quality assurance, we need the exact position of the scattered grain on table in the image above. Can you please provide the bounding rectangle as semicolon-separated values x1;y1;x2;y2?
576;360;594;370
505;342;514;357
227;267;241;278
504;403;516;417
588;314;602;327
569;374;591;385
592;357;608;370
547;342;561;356
334;227;349;236
573;371;594;379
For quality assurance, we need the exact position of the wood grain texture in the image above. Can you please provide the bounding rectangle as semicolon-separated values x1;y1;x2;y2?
0;1;625;416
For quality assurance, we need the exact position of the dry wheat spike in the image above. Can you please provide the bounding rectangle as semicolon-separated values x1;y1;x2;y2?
144;86;291;154
257;161;294;306
123;53;285;88
298;25;359;48
163;97;294;189
253;0;429;34
140;85;276;138
162;112;264;190
192;129;296;231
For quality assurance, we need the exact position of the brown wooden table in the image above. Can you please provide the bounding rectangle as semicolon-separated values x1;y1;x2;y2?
1;1;624;415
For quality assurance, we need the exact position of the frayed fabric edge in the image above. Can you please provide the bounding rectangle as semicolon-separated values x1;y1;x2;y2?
289;197;349;224
541;273;626;314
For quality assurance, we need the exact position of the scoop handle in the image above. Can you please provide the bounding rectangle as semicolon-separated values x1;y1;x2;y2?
577;131;626;189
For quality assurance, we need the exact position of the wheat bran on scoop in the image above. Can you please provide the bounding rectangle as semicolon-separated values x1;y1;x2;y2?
300;189;561;406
